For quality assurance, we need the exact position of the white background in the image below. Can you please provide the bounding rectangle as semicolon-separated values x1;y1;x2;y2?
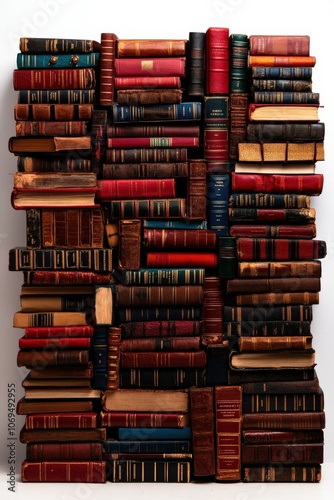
0;0;333;497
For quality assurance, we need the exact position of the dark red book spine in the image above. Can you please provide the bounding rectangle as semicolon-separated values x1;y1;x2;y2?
99;33;117;106
107;137;199;148
13;68;96;90
146;252;218;268
106;148;188;163
114;57;186;77
115;76;181;89
231;173;324;195
242;429;324;444
120;336;201;351
143;228;217;249
237;238;327;260
19;337;91;349
203;129;229;161
107;124;199;137
249;35;310;56
96;178;176;200
100;411;189;427
120;320;203;338
202;276;224;345
21;460;106;482
242;412;326;430
120;351;207;368
24;271;114;285
15;121;88;136
205;27;229;94
23;325;94;338
25;412;98;429
242;443;323;464
229;224;317;239
26;443;103;461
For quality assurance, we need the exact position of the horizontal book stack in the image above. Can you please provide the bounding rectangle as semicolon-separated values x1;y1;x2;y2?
225;34;326;483
8;32;326;485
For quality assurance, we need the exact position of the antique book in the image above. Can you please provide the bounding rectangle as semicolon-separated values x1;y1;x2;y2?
25;412;98;429
21;375;91;388
202;276;224;345
97;178;176;200
241;375;320;394
205;27;229;94
115;268;205;285
242;442;323;464
233;162;316;174
248;103;320;122
186;159;207;220
19;337;92;349
231;173;324;195
99;33;117;106
218;236;237;279
248;55;316;67
13;172;96;189
203;96;229;162
102;162;188;179
107;136;199;149
106;458;191;483
229;348;316;369
107;199;187;219
224;292;319;306
16;398;94;415
19;37;101;53
238;141;324;162
23;270;115;285
17;156;91;173
120;336;201;352
21;460;106;483
112;102;201;122
189;387;216;477
114;284;203;307
229;193;311;208
229;93;248;159
229;33;249;93
26;442;103;461
120;351;207;368
117;426;191;440
120;367;206;389
242;388;324;412
252;91;319;104
90;108;108;175
17;349;90;367
146;252;218;268
249;35;310;55
106;326;122;389
207;173;230;236
242;464;321;483
115;57;186;77
251;78;312;91
214;385;242;481
116;39;187;57
12;187;98;209
103;438;191;454
223;305;313;322
236;237;327;261
15;120;88;136
246;122;325;141
237;260;321;278
22;325;94;338
105;147;187;163
13;310;88;328
90;325;108;390
13;68;96;90
8;135;91;154
116;89;183;105
14;103;94;121
187;32;206;97
17;89;96;104
143;229;217;249
117;306;202;323
223;320;311;337
242;429;323;443
115;76;182;89
225;276;320;294
100;411;190;428
102;388;189;412
230;224;317;239
251;66;313;79
120;320;202;338
229;207;316;224
242;411;326;430
16;52;100;69
94;285;113;326
22;387;102;400
118;219;141;270
228;367;316;385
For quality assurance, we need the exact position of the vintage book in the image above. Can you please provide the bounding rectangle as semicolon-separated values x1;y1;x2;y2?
146;252;218;268
17;156;91;173
229;193;311;208
90;325;108;390
16;52;100;69
26;443;103;461
233;162;316;174
237;260;321;278
19;37;101;53
23;270;115;285
13;68;96;90
251;78;312;91
205;343;230;386
230;224;317;239
229;33;249;91
246;122;325;141
17;349;90;367
115;57;186;77
22;376;91;388
120;367;206;389
252;91;319;104
218;236;237;279
238;141;324;162
231;173;324;195
106;458;191;483
225;292;319;306
105;147;187;163
18;337;92;349
120;336;200;352
112;102;201;122
14;103;94;121
229;348;316;369
187;32;206;97
107;136;198;149
16;398;94;415
242;429;323;443
106;326;121;390
100;411;190;428
223;320;311;337
115;76;182;89
22;387;102;400
243;464;321;483
103;439;191;454
228;367;316;385
242;388;324;413
99;33;117;106
120;351;207;368
118;219;141;270
107;199;186;219
116;89;183;105
120;320;202;338
104;453;192;460
115;268;205;285
229;207;316;224
17;89;96;104
117;306;202;323
97;178;176;200
107;124;199;137
205;27;229;94
9;247;114;272
12;187;98;209
248;55;316;67
102;388;189;412
94;285;113;326
242;411;326;430
21;460;106;483
207;173;230;236
186;159;207;220
248;103;320;122
225;276;320;294
90;109;108;176
189;387;216;477
13;311;88;328
25;412;98;429
102;162;188;179
116;39;187;57
143;229;216;249
229;93;248;159
114;284;203;307
28;362;93;378
215;385;242;481
15;120;88;136
236;237;326;261
249;35;310;55
241;375;320;394
251;66;313;79
224;305;313;322
201;276;224;345
22;325;94;338
8;135;91;154
142;219;208;229
203;96;229;161
117;426;191;440
13;172;96;189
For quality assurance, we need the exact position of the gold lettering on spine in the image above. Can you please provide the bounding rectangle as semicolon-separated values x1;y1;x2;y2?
141;60;154;71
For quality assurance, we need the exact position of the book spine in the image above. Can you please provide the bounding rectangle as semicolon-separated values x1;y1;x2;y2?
97;178;176;200
242;412;326;430
231;173;324;195
116;268;205;285
225;292;319;306
14;103;94;121
114;76;181;89
100;411;189;428
186;159;207;220
218;236;237;279
117;219;141;270
243;464;321;483
120;351;207;368
249;35;310;56
23;270;114;285
241;443;323;464
90;326;108;390
251;79;312;91
115;57;186;77
116;89;183;105
107;137;198;148
237;141;324;163
120;367;206;389
207;173;230;236
16;53;100;69
19;37;99;53
17;349;89;367
102;162;189;179
26;208;42;248
146;252;218;268
229;193;311;209
205;27;229;94
25;412;98;429
99;33;117;106
230;224;317;239
23;325;94;338
17;156;92;173
13;68;96;90
225;277;320;294
21;460;106;482
229;34;249;94
252;91;319;104
26;443;103;461
187;32;206;97
107;326;122;390
106;459;191;482
120;337;201;351
236;238;327;261
106;148;188;163
143;229;216;249
223;305;313;322
248;55;316;67
107;124;199;138
116;39;187;57
238;335;313;351
108;199;186;219
228;93;248;159
251;66;313;79
202;276;224;345
90;109;108;176
223;321;311;337
243;392;324;413
246;122;325;141
242;430;324;443
117;307;202;322
203;96;229;161
15;120;88;136
17;89;96;104
112;102;202;123
120;320;202;338
103;439;191;454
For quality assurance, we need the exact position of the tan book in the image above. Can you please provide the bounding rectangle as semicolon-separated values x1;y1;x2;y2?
102;388;189;412
238;142;324;162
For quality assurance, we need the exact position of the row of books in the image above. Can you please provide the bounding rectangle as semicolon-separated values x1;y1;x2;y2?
9;31;326;484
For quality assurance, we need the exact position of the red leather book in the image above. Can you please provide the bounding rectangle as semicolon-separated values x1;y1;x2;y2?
107;326;122;390
236;237;327;261
21;460;106;482
229;207;315;224
242;443;323;464
242;411;326;430
248;55;316;67
116;89;183;105
115;284;203;307
26;442;103;461
120;320;203;338
107;123;199;137
15;120;88;136
202;276;223;345
17;349;90;368
14;103;94;121
96;178;175;200
13;68;96;90
189;387;216;477
99;33;117;106
242;429;324;444
118;219;141;270
115;57;186;77
107;137;199;148
205;27;229;94
231;173;324;195
116;39;187;57
115;76;181;88
143;228;217;248
24;271;115;285
105;147;188;163
187;159;207;220
249;35;310;56
215;385;242;481
23;325;94;338
146;252;218;268
225;276;321;294
100;411;189;428
120;350;207;368
203;129;229;161
19;337;91;349
229;224;317;239
120;336;201;351
25;412;98;429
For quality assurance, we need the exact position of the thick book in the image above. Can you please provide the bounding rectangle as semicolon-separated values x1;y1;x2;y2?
118;219;141;270
116;89;183;105
17;89;95;104
103;439;191;454
99;33;117;106
242;411;326;430
143;229;217;249
207;173;230;236
120;351;207;368
189;387;216;477
16;398;94;415
114;284;203;307
102;389;189;412
19;37;101;53
246;122;325;141
19;337;92;350
203;96;229;162
237;260;321;278
22;325;94;338
107;123;199;138
120;320;202;338
146;252;218;268
229;348;316;369
205;27;229;94
248;103;320;122
228;207;316;224
248;55;316;67
242;464;321;483
15;120;88;136
231;173;324;195
8;135;91;154
22;387;102;400
25;412;98;429
13;68;96;90
23;270;115;285
96;178;176;200
13;172;96;189
116;39;187;57
107;199;187;219
236;237;327;261
225;292;319;306
242;388;324;413
249;35;310;56
114;76;182;89
102;162;188;179
26;442;103;461
251;78;312;91
242;443;323;465
230;224;317;239
229;93;248;159
106;458;191;483
251;66;313;79
223;305;313;322
16;52;100;69
21;460;106;482
117;306;202;323
105;147;187;163
241;376;320;394
252;91;319;104
120;336;201;351
120;367;206;389
215;386;242;481
115;57;186;77
229;193;311;209
17;349;90;367
14;103;94;121
187;31;206;97
228;368;316;385
225;276;320;294
100;411;190;428
238;141;324;162
112;102;202;123
242;429;323;444
187;159;208;220
115;268;205;285
117;427;191;440
233;162;316;174
223;321;311;338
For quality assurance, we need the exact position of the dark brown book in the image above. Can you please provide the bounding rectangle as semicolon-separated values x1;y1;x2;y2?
202;276;224;345
19;37;100;53
107;326;122;390
17;349;90;368
120;320;203;338
23;270;115;286
228;207;316;224
116;89;183;105
14;103;94;121
99;33;117;106
229;224;317;239
242;411;326;430
243;464;321;483
242;443;323;464
223;320;311;337
118;219;141;270
26;442;103;461
17;156;92;173
237;260;322;278
15;120;88;136
115;284;203;307
242;388;324;413
105;147;188;163
224;292;319;307
20;426;106;444
17;397;94;415
229;93;248;159
225;277;321;294
120;350;207;368
228;368;316;385
90;109;108;175
242;429;324;444
187;32;206;97
215;385;242;481
21;460;106;482
246;122;325;142
241;374;320;394
189;387;216;477
102;162;189;179
116;39;187;57
187;159;207;220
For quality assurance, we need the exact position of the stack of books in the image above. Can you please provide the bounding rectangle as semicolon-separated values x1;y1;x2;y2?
7;32;326;485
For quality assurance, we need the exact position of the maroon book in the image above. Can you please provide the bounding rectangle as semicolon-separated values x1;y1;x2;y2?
99;33;117;106
25;412;98;430
21;460;106;482
107;137;199;148
26;442;103;461
143;228;217;249
24;271;114;285
120;320;203;338
205;27;229;94
120;336;201;351
115;57;186;77
236;237;327;261
115;76;181;89
96;178;176;200
100;411;189;428
231;173;324;195
120;350;207;368
229;224;317;239
13;68;96;90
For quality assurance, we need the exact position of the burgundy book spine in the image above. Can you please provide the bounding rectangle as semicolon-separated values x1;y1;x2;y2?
100;411;189;428
21;460;106;482
14;103;94;121
115;284;203;307
187;159;207;220
118;219;141;270
231;173;324;195
249;35;310;56
23;271;114;285
203;129;229;160
23;325;94;338
99;33;117;106
19;337;91;349
106;147;188;163
120;351;207;368
120;320;203;338
143;228;217;249
146;252;218;268
120;336;201;351
96;178;176;200
242;411;326;430
225;277;321;294
205;27;229;94
114;57;186;77
202;276;223;345
26;442;103;461
229;224;317;239
25;412;98;430
237;237;327;260
107;124;199;137
241;443;323;464
242;429;324;444
13;68;96;90
114;76;181;89
107;326;122;390
106;137;199;148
